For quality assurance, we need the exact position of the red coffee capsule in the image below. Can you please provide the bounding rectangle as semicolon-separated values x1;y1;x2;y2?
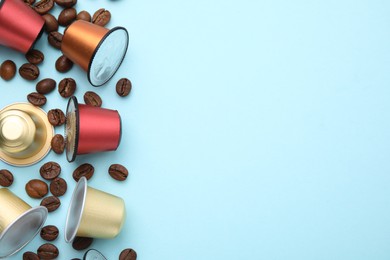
65;96;122;162
0;0;44;53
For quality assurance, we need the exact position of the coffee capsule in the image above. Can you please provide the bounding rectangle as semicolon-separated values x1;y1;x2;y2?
0;188;48;258
0;103;54;166
61;20;129;87
0;0;44;53
65;177;126;242
65;96;122;162
83;249;107;260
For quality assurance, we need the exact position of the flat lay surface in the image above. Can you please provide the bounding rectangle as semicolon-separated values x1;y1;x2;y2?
1;0;390;259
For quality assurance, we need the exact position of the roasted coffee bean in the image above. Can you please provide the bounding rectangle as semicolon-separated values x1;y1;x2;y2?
51;134;65;154
25;179;48;198
50;177;67;196
23;251;39;260
24;0;35;5
72;237;93;251
40;161;61;180
36;78;56;94
55;55;73;73
119;249;137;260
73;163;94;181
34;0;54;15
54;0;76;8
0;60;16;80
42;14;58;33
37;243;59;259
58;78;76;97
40;196;60;212
116;78;132;97
0;169;13;187
92;8;111;26
76;10;91;22
19;63;39;80
25;49;44;65
40;225;59;241
48;31;63;50
27;92;46;106
58;7;77;26
47;108;66;126
84;91;102;107
108;164;128;181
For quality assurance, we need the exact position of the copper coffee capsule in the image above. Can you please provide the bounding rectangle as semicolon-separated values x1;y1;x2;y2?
61;20;129;87
65;96;122;162
0;0;44;53
0;103;54;166
0;188;48;258
65;177;126;242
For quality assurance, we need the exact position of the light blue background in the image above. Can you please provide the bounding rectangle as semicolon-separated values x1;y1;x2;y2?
1;0;390;259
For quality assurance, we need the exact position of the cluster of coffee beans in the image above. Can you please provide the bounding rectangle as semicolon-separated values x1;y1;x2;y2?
31;0;111;78
46;106;66;154
0;171;134;255
0;162;130;259
1;0;135;258
24;161;66;212
0;0;132;98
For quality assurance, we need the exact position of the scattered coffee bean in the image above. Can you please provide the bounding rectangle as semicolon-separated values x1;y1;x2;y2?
25;49;44;65
50;177;67;197
58;78;76;97
40;161;61;180
23;251;39;260
73;163;94;181
25;179;48;198
58;7;77;26
72;237;93;251
34;0;54;15
0;60;16;80
48;31;63;50
42;13;58;33
108;164;128;181
55;55;73;73
19;63;39;80
40;196;61;212
0;169;13;187
37;243;59;259
54;0;76;8
92;8;111;26
51;134;65;154
40;225;59;241
47;108;66;126
84;91;102;107
27;92;46;106
119;249;137;260
76;10;91;22
116;78;132;97
36;78;56;94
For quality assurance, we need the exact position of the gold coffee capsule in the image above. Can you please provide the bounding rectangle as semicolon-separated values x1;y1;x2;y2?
0;103;54;166
65;177;126;242
0;188;48;258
